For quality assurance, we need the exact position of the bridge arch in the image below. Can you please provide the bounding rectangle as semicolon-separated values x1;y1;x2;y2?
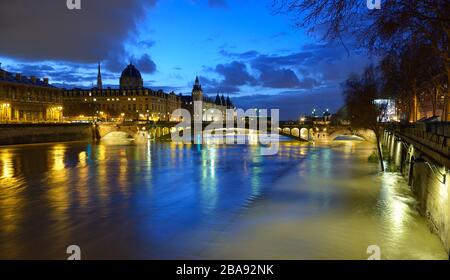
102;131;134;140
282;127;291;135
300;128;308;140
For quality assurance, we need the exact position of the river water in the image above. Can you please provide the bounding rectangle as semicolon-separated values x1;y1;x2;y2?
0;138;447;259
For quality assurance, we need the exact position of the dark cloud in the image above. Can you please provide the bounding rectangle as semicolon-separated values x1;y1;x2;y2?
251;52;313;68
138;40;156;49
198;75;240;94
134;54;157;74
0;0;157;63
7;64;56;76
103;53;157;74
5;61;121;87
215;61;257;87
208;0;227;8
232;88;343;120
257;67;301;88
219;50;259;60
208;43;372;93
298;77;321;89
198;61;257;94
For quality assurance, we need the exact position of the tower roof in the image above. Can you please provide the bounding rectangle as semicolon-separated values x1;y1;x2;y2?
120;63;142;80
97;62;103;89
192;76;202;91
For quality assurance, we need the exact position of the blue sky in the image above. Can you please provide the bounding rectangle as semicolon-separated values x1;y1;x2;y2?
0;0;374;119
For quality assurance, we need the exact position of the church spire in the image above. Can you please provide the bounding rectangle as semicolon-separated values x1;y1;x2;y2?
97;62;103;90
192;76;203;101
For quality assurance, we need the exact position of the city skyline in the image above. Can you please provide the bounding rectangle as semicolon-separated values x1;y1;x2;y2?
0;0;375;119
1;0;449;264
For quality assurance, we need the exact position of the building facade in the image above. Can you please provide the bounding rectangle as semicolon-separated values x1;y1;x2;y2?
0;68;63;123
181;76;234;121
63;63;181;122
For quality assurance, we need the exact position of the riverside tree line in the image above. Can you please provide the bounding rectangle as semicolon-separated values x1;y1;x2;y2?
274;0;450;171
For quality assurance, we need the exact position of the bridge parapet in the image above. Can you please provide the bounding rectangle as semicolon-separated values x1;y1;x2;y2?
386;123;450;168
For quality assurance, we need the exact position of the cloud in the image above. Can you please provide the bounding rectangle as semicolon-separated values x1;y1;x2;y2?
198;61;257;94
215;61;257;87
213;43;372;92
232;88;344;120
219;50;259;60
256;66;301;88
198;75;240;94
138;40;156;49
0;0;157;63
208;0;227;8
134;54;157;74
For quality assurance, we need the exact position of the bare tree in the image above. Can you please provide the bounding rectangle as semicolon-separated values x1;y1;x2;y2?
274;0;450;120
344;66;386;171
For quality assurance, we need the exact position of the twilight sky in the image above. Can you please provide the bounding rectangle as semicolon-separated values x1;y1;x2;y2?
0;0;375;119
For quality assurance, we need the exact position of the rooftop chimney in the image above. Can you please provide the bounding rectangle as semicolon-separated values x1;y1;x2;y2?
43;78;49;85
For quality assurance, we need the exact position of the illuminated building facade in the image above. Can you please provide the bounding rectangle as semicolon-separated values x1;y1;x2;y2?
63;63;181;122
181;76;234;121
0;67;63;123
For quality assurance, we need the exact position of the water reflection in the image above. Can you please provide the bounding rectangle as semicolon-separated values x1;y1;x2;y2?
0;139;447;259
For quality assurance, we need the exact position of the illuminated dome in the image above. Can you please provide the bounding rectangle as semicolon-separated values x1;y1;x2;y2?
120;63;143;89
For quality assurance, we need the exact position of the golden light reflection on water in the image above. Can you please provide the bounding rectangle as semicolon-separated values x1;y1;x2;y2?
76;159;89;208
1;151;14;179
0;150;23;234
96;145;110;207
379;173;409;238
118;148;130;194
78;151;88;167
47;145;69;216
51;144;66;171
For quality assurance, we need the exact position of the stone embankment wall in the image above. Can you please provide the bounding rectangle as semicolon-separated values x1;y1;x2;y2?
383;122;449;256
0;123;94;145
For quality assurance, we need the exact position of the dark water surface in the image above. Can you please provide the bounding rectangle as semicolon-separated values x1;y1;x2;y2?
0;139;446;259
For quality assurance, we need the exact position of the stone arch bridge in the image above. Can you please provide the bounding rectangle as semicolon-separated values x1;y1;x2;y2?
94;122;184;141
95;122;376;142
278;123;376;142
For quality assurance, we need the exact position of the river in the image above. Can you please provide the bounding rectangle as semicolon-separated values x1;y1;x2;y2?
0;138;447;259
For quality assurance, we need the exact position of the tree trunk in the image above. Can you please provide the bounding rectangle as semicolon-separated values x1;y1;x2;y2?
446;67;450;121
375;130;384;172
432;87;437;117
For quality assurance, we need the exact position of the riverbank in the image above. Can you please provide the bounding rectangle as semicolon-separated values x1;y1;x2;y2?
203;141;447;259
0;123;94;145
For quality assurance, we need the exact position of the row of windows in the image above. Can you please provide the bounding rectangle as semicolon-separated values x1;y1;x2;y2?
64;90;179;100
82;97;180;104
95;103;178;112
0;91;62;103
